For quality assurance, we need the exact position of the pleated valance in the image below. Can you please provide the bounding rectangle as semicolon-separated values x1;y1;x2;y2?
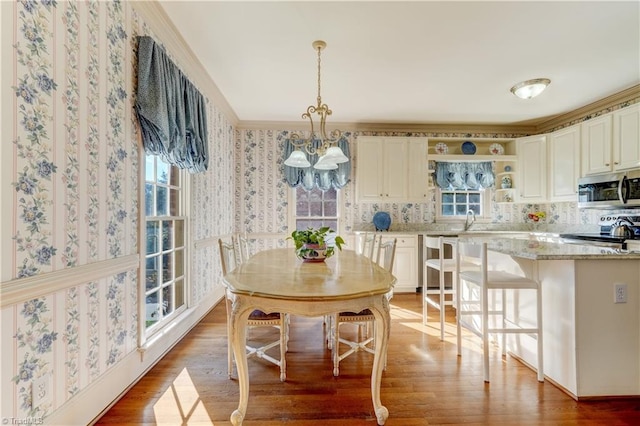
435;162;494;190
283;138;351;191
135;36;209;173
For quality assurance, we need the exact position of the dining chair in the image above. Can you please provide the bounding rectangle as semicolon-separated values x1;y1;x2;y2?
423;236;475;340
330;237;396;377
455;241;543;383
235;232;250;263
356;232;377;259
218;237;288;382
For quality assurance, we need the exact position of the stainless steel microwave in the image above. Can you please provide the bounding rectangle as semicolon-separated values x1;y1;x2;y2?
578;170;640;209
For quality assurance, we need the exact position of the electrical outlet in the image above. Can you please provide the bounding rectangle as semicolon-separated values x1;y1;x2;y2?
614;283;628;304
32;374;51;408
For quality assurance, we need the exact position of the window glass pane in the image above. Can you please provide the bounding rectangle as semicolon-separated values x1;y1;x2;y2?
162;221;173;250
455;193;467;203
175;220;185;247
309;190;322;202
469;205;481;215
156;186;168;216
175;248;184;278
146;291;160;325
162;252;173;282
442;193;454;203
469;193;481;204
455;204;468;215
324;188;337;200
309;201;322;216
145;155;155;182
324;219;338;230
145;184;154;217
442;204;454;215
146;221;159;255
174;278;184;309
324;201;337;216
170;167;180;187
169;189;180;216
296;200;309;216
146;256;160;291
157;160;169;184
296;187;309;201
162;285;173;315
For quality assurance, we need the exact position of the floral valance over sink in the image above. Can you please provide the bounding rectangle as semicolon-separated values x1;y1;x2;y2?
434;162;495;190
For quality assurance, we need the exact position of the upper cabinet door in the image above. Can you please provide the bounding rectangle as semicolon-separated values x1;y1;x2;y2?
581;114;612;176
548;125;580;202
355;136;427;203
517;135;547;203
613;104;640;171
382;138;408;201
356;137;385;201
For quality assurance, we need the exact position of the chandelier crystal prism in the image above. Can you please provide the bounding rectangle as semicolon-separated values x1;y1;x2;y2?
284;40;347;170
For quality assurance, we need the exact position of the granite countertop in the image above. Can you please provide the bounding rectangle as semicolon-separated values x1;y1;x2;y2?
352;222;599;235
459;236;640;260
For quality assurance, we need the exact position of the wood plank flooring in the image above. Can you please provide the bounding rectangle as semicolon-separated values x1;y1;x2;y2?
95;293;640;425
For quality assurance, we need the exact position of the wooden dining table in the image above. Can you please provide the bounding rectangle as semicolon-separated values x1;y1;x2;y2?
222;248;396;425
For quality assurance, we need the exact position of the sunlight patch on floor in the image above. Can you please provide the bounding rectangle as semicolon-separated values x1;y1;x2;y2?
153;367;213;425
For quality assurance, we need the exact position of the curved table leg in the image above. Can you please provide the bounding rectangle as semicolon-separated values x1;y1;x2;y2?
230;297;251;425
370;296;391;425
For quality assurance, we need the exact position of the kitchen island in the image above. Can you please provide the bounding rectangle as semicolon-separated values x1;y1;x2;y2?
463;236;640;399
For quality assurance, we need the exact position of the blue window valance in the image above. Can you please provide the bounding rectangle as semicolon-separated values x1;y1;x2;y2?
283;138;351;191
135;36;209;173
435;161;494;190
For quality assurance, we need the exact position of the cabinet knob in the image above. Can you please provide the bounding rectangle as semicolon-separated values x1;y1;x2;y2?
614;161;619;165
605;163;610;166
379;194;383;197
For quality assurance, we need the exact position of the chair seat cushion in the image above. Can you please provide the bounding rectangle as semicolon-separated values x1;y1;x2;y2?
248;309;281;320
339;308;372;316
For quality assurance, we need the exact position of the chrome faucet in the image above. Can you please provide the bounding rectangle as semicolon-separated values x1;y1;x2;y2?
464;209;476;231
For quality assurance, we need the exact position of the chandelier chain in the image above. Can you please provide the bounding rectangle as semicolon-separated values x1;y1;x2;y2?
316;44;322;107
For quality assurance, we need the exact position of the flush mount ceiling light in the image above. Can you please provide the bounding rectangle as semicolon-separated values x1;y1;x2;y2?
284;40;347;170
510;78;551;99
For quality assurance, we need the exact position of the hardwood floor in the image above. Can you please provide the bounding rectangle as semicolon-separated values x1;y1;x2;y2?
96;294;640;425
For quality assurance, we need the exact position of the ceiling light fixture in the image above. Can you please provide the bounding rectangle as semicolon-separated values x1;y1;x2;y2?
510;78;551;99
284;40;347;170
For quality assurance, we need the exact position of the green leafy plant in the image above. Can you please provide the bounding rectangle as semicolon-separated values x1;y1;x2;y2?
288;226;345;259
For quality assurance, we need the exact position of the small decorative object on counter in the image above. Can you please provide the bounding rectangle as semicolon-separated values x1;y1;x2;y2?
288;227;345;262
504;194;513;202
373;211;392;231
504;165;512;172
527;211;546;222
501;175;512;189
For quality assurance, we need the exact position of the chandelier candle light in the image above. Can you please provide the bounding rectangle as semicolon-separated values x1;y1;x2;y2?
284;40;348;170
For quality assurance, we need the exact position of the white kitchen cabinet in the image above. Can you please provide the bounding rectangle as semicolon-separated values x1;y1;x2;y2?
356;136;428;203
581;114;613;175
379;234;418;294
613;103;640;171
548;125;580;202
407;138;430;200
581;104;640;175
517;135;547;203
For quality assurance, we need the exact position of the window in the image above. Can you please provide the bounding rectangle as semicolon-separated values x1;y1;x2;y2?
436;189;490;221
144;154;186;332
293;186;339;231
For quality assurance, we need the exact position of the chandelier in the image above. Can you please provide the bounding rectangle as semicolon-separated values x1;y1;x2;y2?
284;40;348;170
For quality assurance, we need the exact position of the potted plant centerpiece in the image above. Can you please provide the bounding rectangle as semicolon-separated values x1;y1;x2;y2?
288;226;345;262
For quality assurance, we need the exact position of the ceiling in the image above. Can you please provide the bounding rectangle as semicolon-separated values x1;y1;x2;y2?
159;1;640;127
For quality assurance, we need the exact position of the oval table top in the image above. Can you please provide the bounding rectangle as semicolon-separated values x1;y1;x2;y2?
222;248;396;301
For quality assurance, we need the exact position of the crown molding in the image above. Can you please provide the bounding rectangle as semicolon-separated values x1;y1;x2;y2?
236;120;537;136
535;84;640;134
130;1;239;126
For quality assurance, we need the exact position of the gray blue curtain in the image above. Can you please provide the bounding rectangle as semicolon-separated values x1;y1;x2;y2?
284;138;351;190
135;36;209;173
435;162;494;190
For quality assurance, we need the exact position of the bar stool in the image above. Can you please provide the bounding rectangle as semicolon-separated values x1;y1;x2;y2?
455;241;543;383
423;236;458;340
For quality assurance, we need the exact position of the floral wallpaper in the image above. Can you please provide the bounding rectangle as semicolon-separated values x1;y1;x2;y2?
1;1;233;422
